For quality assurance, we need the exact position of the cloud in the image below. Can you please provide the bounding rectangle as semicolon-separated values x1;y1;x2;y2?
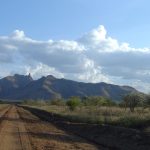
11;30;25;39
0;25;150;92
25;63;64;79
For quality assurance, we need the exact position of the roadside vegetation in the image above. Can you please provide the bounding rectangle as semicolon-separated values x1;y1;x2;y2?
0;102;10;110
22;94;150;130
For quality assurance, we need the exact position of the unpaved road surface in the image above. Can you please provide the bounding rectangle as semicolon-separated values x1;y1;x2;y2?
0;105;105;150
0;105;32;150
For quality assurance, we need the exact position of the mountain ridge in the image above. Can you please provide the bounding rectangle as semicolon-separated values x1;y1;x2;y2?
0;74;138;101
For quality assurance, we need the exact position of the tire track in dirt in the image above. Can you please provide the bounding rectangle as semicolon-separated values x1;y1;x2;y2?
20;105;150;150
0;105;32;150
18;106;107;150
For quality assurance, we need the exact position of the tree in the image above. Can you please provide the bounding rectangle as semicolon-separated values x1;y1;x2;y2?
66;96;81;111
123;93;143;112
143;94;150;108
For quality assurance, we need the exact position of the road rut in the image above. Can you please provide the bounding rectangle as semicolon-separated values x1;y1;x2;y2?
0;105;32;150
0;105;105;150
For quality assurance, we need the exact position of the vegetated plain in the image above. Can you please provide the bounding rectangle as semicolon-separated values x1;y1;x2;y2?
0;94;149;150
29;105;150;130
23;96;150;131
21;95;150;150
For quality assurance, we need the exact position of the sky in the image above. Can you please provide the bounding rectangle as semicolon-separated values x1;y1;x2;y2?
0;0;150;92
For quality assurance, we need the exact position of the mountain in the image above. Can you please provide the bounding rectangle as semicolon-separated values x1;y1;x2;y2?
0;74;138;101
0;74;33;99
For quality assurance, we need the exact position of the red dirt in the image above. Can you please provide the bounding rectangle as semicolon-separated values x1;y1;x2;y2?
0;105;32;150
0;105;106;150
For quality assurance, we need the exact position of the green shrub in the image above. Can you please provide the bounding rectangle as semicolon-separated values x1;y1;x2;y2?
116;115;148;127
82;96;116;106
66;97;81;111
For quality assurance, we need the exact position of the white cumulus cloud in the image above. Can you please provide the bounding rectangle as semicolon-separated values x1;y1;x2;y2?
0;25;150;92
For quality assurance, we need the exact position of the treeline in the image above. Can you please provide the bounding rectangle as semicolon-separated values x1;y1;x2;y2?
22;96;116;111
22;93;150;112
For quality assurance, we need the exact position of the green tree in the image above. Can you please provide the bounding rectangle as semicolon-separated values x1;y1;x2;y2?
66;96;81;111
123;93;143;112
143;94;150;108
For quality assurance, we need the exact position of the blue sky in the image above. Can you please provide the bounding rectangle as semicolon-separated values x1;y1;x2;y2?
0;0;150;47
0;0;150;92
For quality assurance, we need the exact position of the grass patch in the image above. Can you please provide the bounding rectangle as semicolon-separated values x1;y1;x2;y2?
24;104;150;129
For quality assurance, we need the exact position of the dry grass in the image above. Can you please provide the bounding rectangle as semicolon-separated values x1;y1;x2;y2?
0;104;9;110
30;105;150;129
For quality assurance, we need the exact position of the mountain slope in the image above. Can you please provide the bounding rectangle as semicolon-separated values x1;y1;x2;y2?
0;74;33;99
0;74;138;101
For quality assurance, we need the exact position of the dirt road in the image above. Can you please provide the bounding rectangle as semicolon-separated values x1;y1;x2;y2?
0;105;105;150
0;105;32;150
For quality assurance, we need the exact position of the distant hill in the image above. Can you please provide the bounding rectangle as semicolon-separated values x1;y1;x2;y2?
0;74;138;101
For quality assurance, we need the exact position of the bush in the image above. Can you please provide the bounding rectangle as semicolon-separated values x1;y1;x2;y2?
82;96;116;106
144;94;150;108
116;115;150;128
66;97;81;111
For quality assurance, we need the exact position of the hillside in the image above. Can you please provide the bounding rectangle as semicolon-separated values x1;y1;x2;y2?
0;74;138;101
